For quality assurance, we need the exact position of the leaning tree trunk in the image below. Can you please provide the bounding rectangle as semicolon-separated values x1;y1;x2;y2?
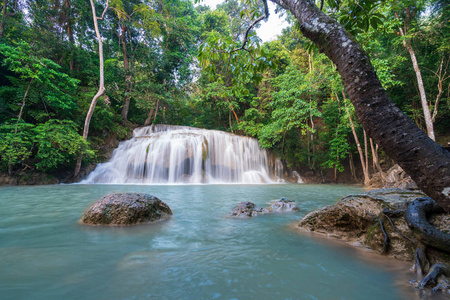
271;0;450;212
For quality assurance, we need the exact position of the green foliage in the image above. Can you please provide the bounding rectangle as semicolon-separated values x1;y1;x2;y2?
0;119;95;173
0;40;79;122
326;0;385;35
0;122;35;172
320;98;351;172
255;65;321;148
33;120;94;172
197;0;273;99
0;0;447;182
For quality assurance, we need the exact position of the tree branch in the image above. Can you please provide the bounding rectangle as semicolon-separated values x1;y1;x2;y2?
230;0;269;53
14;78;33;133
98;0;109;21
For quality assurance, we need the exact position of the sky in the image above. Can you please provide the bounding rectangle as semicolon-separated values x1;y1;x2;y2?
196;0;290;43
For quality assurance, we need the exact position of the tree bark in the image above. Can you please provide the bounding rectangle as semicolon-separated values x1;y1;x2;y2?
64;0;75;71
120;24;132;121
270;0;450;211
0;0;8;38
74;0;107;178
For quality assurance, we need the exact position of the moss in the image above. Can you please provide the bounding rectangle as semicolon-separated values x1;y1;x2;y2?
365;221;381;245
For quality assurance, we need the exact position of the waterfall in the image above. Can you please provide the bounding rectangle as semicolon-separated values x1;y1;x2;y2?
82;125;287;184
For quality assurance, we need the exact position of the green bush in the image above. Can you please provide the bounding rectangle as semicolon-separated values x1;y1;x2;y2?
34;120;95;172
0;122;35;174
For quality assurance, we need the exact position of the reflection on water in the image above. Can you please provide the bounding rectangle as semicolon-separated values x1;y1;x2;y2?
0;184;422;299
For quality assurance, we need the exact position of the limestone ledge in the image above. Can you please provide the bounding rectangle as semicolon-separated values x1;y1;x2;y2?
297;188;450;262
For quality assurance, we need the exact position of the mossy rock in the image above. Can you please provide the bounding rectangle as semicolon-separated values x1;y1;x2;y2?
81;193;172;226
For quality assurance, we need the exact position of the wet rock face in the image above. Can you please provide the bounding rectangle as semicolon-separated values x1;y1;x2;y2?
81;193;172;225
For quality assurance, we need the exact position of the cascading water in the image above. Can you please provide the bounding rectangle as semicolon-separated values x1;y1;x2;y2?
82;125;287;184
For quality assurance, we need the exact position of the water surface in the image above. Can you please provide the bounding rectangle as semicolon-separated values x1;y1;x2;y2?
0;184;416;299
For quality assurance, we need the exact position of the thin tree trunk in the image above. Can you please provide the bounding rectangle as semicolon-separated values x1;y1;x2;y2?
228;110;232;132
0;0;8;38
306;128;311;167
83;0;106;139
431;56;449;123
364;129;369;175
74;0;108;178
120;24;132;121
225;99;240;125
64;0;75;71
333;92;342;181
342;90;370;185
349;150;357;182
398;27;435;141
152;99;160;123
144;103;156;126
346;103;370;185
309;99;315;167
270;0;450;211
370;137;385;183
14;78;33;134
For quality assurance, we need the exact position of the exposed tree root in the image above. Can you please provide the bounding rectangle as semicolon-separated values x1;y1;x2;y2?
405;197;450;252
404;197;450;295
412;245;430;276
420;263;450;287
379;218;390;254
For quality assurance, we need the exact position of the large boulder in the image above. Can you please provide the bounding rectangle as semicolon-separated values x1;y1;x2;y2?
369;164;419;190
297;188;450;261
81;193;172;225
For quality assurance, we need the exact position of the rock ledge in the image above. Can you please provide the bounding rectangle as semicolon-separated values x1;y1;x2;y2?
297;188;449;262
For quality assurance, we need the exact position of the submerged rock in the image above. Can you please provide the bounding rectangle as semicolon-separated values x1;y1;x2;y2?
81;193;172;225
268;197;299;212
230;198;299;217
229;201;269;217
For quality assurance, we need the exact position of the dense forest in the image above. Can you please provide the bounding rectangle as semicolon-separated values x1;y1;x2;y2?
0;0;448;183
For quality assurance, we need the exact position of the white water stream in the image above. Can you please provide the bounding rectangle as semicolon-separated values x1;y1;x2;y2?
82;125;288;184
